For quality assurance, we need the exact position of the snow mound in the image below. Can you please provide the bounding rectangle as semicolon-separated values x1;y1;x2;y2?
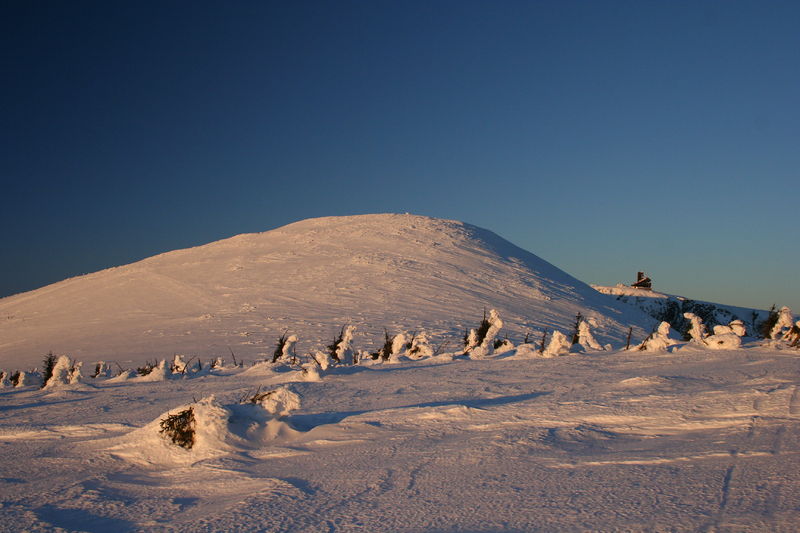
106;388;302;466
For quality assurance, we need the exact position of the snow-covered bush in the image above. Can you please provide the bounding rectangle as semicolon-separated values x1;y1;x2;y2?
375;329;395;361
703;330;742;350
636;322;675;352
770;306;795;340
388;333;408;363
328;326;356;365
243;386;301;417
159;407;196;449
272;333;298;364
91;361;114;378
43;355;77;389
137;360;158;376
171;354;187;374
300;361;322;381
683;313;707;344
542;330;571;357
788;322;800;348
571;319;604;352
729;320;747;337
40;352;57;389
135;360;169;382
405;332;432;358
466;309;503;358
0;371;10;388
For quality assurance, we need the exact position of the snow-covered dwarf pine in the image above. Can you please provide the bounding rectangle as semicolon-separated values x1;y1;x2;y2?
770;306;795;340
542;330;571;357
465;309;503;358
328;325;356;365
683;313;707;344
636;321;675;352
570;316;605;352
272;333;299;364
43;355;81;388
407;332;434;358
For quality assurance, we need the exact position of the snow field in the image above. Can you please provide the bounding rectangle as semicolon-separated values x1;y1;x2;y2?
1;341;800;532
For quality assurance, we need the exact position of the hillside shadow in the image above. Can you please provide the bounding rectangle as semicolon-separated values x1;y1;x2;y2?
290;391;550;431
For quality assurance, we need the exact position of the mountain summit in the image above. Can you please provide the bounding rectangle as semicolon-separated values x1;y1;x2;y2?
1;214;652;367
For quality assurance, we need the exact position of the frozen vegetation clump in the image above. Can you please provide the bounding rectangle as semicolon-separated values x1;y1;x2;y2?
465;309;503;358
543;330;571;357
570;315;605;352
43;355;80;388
682;313;707;344
241;385;301;417
636;322;675;352
159;407;196;449
272;332;298;364
407;332;434;359
328;325;356;365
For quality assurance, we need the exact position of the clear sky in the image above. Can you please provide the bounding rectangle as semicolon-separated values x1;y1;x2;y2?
2;1;798;312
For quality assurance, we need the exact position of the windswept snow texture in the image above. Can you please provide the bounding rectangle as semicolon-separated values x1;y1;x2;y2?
0;214;653;368
1;346;800;531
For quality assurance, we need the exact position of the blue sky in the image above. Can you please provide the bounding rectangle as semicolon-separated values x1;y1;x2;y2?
2;1;798;311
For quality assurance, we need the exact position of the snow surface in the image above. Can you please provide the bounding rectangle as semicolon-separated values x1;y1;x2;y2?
1;214;655;369
1;342;800;531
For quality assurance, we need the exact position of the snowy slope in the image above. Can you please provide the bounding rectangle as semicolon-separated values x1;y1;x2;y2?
1;343;799;531
0;214;654;369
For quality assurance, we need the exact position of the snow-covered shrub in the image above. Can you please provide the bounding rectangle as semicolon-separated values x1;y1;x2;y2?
0;371;9;388
570;313;584;345
466;309;503;358
704;331;742;350
493;337;515;354
543;330;571;357
388;333;408;363
759;305;780;338
243;386;301;417
135;360;169;382
310;350;331;371
572;319;604;352
683;313;707;343
14;371;36;387
636;322;674;352
300;362;322;381
40;352;57;389
407;332;434;359
770;306;795;340
171;354;187;374
43;355;74;389
788;322;800;348
159;407;196;449
68;362;82;385
272;333;298;364
328;325;356;365
137;360;158;376
375;329;394;361
729;320;747;337
91;361;114;378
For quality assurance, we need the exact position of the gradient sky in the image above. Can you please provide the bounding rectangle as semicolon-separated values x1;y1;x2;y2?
2;1;798;312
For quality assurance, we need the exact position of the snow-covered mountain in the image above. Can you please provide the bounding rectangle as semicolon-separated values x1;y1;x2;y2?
1;214;654;368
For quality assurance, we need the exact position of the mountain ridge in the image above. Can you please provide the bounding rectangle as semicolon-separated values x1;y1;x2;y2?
1;214;654;368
